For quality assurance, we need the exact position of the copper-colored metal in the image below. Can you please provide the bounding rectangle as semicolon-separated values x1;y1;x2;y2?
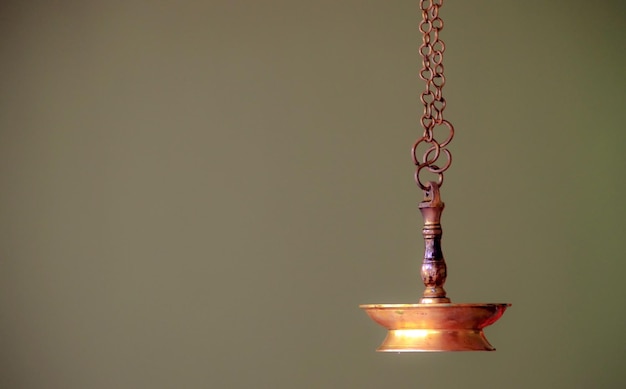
359;303;510;352
414;0;454;191
360;183;511;352
418;182;449;303
360;1;510;352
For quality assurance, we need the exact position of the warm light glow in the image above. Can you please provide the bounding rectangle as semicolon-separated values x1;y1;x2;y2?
390;329;433;339
360;0;510;352
361;304;509;351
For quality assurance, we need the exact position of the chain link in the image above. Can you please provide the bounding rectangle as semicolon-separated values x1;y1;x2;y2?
412;0;454;191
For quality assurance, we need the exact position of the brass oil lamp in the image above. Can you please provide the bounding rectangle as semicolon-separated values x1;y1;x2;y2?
360;0;510;352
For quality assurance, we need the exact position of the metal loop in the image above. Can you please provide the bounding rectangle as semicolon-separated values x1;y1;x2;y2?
432;52;443;66
433;97;446;111
432;17;444;30
434;63;444;76
412;137;441;167
419;20;432;34
429;5;439;19
432;40;445;53
415;164;444;191
432;119;454;148
420;68;433;81
433;88;442;101
420;90;435;106
417;0;452;190
432;74;445;88
420;116;434;133
425;149;452;173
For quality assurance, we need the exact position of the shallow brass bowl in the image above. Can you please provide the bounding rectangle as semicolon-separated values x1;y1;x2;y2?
360;303;510;352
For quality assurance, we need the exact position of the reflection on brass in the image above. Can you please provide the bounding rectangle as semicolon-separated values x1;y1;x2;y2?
361;0;510;352
360;183;511;352
359;303;510;352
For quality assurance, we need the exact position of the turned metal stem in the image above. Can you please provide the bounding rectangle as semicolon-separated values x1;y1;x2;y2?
419;182;450;304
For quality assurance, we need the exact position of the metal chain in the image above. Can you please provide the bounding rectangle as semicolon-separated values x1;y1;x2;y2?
412;0;454;191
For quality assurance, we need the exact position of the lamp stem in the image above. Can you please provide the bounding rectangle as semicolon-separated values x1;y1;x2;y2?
419;182;450;303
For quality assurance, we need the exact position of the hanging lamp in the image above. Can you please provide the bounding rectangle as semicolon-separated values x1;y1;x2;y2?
360;0;510;352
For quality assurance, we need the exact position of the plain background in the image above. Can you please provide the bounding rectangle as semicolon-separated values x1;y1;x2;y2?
1;1;625;388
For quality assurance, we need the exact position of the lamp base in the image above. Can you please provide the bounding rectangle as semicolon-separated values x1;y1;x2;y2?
360;303;510;352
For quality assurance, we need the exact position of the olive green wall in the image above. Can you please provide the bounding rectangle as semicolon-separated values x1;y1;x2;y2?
1;1;625;388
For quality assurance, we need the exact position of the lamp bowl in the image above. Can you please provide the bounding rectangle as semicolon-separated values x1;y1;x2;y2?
359;303;510;352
